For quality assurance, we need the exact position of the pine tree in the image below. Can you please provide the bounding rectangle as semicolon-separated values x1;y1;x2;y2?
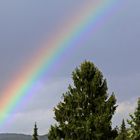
115;119;129;140
127;98;140;140
48;61;117;140
32;122;38;140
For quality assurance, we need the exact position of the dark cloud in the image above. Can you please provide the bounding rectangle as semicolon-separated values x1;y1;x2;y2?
0;0;140;134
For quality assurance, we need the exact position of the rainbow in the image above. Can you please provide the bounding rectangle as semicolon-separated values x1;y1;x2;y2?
0;0;119;128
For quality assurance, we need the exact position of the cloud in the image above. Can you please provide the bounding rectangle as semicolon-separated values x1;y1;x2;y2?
113;97;137;127
116;100;136;115
0;77;71;134
16;77;72;113
2;109;54;135
0;0;140;134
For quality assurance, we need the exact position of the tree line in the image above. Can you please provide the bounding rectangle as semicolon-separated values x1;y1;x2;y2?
33;61;140;140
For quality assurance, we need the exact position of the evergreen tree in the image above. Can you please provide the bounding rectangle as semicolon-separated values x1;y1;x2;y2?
115;119;129;140
32;122;38;140
48;61;117;140
127;98;140;140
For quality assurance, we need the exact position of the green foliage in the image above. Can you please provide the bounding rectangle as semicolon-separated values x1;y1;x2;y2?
48;61;117;140
127;98;140;140
32;123;38;140
115;119;129;140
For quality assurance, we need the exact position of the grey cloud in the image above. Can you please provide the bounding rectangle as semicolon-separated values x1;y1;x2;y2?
0;0;140;134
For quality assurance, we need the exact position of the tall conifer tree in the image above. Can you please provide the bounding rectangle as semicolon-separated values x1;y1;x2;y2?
48;61;117;140
127;98;140;140
32;122;38;140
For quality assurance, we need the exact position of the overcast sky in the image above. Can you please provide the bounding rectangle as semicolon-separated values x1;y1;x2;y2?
0;0;140;135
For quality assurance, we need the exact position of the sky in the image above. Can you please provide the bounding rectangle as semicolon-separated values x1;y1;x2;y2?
0;0;140;135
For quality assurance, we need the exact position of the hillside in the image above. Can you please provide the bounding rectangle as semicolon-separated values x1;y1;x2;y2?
0;134;48;140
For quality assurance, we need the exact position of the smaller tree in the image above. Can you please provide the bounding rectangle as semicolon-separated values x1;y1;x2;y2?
32;122;38;140
115;119;129;140
127;98;140;140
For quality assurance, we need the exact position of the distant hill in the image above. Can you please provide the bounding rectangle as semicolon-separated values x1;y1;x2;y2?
0;133;48;140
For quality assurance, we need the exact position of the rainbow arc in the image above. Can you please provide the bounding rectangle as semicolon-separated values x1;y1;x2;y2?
0;0;118;127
